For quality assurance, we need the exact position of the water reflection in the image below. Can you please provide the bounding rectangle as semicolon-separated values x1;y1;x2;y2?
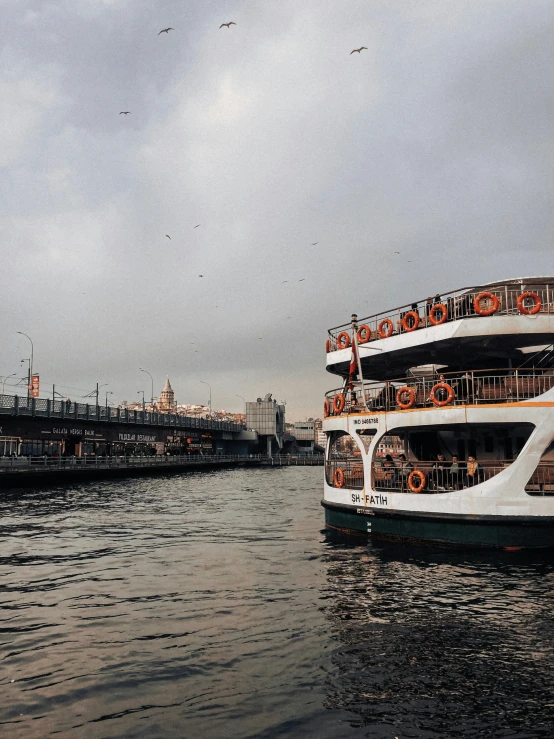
321;532;554;737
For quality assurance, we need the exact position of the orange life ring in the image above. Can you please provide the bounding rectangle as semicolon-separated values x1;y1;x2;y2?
323;399;330;418
429;303;448;326
402;310;420;332
325;339;330;353
377;318;394;339
333;393;345;414
337;331;351;349
334;468;345;488
396;386;416;409
430;382;455;407
474;291;500;316
357;324;371;344
408;469;426;493
517;291;542;315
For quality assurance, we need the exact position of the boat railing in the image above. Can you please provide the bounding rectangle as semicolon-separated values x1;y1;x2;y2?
526;462;554;495
324;367;554;416
325;457;364;490
326;283;554;349
325;456;554;495
372;459;512;494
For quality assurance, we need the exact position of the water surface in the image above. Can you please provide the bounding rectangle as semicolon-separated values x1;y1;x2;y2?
1;468;553;737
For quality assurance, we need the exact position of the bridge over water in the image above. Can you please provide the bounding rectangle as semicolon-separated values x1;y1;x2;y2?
0;393;256;457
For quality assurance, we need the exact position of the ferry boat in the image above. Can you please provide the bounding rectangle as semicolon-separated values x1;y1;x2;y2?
322;278;554;549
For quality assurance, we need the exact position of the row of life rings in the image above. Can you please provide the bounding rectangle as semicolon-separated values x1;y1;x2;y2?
396;382;455;409
326;291;543;352
324;393;345;417
332;466;428;493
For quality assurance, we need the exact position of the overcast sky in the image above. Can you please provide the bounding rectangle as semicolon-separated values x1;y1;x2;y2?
1;0;552;420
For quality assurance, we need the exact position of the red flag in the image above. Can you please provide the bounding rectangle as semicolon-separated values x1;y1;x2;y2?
349;338;357;381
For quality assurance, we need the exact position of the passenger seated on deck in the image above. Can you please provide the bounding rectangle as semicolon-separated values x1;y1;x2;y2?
381;454;396;488
432;454;449;490
464;456;481;487
397;453;413;491
449;455;463;490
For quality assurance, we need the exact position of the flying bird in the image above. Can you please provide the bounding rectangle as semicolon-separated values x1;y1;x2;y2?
298;278;305;282
311;242;319;246
119;111;131;115
198;275;203;277
393;251;400;254
350;46;368;54
165;234;171;239
194;224;201;228
220;22;236;28
158;28;174;35
282;280;288;283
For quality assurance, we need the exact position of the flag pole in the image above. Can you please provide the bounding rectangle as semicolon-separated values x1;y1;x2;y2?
350;314;366;408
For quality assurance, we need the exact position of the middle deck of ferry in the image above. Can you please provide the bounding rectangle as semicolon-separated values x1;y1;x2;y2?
323;277;554;495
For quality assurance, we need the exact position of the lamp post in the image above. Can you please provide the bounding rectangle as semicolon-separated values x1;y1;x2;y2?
200;381;212;413
16;332;34;397
105;391;113;413
137;390;145;412
236;394;246;412
1;373;17;395
140;368;154;408
20;359;30;399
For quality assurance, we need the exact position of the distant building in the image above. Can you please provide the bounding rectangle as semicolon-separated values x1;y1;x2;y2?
246;393;285;455
158;377;176;413
314;419;326;449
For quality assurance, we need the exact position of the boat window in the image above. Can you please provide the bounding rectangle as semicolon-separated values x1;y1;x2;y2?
326;431;363;489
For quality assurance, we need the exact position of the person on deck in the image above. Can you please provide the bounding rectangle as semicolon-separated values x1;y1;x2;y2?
465;456;481;487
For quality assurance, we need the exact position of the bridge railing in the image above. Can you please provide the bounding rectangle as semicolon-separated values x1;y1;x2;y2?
0;393;245;433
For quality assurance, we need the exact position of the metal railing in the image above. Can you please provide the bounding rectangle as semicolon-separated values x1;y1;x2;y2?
0;453;263;471
324;367;554;415
325;457;554;495
526;463;554;495
0;393;244;433
372;460;511;493
326;282;554;348
325;458;364;489
0;453;325;472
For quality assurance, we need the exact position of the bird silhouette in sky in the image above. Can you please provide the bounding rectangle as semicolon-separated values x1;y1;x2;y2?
165;234;171;239
311;242;319;245
119;111;131;115
282;280;288;283
298;278;305;282
198;275;203;277
350;46;368;54
220;22;236;28
194;224;201;228
393;251;400;254
158;28;174;35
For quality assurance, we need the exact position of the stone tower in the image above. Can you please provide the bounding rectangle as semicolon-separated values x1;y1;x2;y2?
158;376;176;413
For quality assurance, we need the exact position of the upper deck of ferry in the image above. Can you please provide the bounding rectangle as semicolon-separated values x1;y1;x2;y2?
326;277;554;380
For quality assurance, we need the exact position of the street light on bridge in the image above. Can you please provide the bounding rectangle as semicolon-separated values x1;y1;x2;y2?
200;381;212;413
1;373;17;395
137;390;145;412
140;368;154;409
16;332;34;397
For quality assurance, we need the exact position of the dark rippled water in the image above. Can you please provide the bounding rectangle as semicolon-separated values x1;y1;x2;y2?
1;468;554;738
